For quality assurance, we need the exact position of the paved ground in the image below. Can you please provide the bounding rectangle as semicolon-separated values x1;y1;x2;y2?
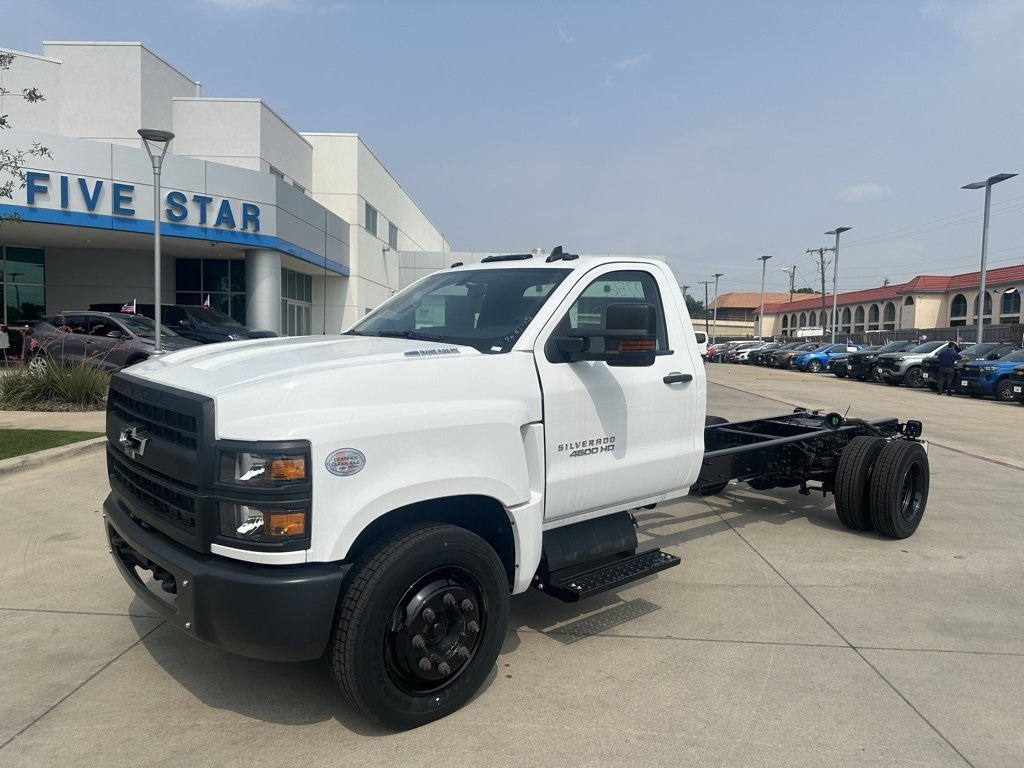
2;365;1022;767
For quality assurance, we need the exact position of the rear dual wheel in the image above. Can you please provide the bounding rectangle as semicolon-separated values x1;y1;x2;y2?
835;438;929;539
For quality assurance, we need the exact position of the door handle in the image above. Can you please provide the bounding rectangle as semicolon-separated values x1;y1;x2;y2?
663;372;693;384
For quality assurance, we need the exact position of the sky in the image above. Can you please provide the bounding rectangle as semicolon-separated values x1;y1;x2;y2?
4;0;1024;298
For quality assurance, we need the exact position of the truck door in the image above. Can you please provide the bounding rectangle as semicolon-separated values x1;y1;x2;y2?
535;265;705;521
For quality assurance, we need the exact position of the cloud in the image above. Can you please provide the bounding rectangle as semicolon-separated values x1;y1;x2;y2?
558;29;574;43
838;183;891;202
613;52;652;71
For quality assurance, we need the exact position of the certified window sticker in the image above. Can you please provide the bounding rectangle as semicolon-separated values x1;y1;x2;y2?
326;448;366;476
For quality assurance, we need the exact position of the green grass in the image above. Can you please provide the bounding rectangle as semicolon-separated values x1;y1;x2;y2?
0;428;105;461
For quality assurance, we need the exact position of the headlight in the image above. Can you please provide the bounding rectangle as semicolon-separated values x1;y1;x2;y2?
980;365;998;373
219;503;308;542
895;356;907;362
219;449;308;487
227;333;245;340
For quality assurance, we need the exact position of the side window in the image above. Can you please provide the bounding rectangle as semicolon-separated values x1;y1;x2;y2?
164;307;186;325
64;314;90;334
559;270;668;351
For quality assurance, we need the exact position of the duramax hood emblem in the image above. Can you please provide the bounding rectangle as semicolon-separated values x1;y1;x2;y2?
119;424;150;459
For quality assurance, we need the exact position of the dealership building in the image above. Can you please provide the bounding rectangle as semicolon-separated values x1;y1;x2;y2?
0;40;453;336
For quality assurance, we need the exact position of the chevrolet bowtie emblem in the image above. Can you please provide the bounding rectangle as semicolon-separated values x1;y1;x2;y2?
119;424;149;459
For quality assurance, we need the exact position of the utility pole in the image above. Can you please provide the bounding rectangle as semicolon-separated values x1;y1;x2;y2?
681;284;690;299
780;265;796;303
711;273;723;345
806;247;832;336
698;280;712;336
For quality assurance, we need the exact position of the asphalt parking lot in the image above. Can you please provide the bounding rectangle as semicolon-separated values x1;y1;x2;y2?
2;364;1022;767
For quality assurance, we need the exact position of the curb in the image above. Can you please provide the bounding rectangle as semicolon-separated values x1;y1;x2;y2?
0;436;107;477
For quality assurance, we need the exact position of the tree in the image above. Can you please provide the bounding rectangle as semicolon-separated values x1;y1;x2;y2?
1;51;50;222
684;294;706;318
794;287;817;294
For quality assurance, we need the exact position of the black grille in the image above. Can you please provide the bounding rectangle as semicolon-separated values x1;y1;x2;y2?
109;450;198;533
108;387;198;449
877;358;898;371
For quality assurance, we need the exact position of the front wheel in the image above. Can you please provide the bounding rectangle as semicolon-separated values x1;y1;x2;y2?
806;359;822;373
330;524;509;729
27;354;48;374
995;380;1016;402
869;441;929;539
904;367;924;388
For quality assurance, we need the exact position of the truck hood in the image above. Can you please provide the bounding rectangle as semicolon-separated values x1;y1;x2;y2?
118;334;543;441
124;334;481;394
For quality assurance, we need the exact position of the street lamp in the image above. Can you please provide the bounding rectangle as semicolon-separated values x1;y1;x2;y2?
825;227;851;343
138;128;175;354
756;255;772;339
711;272;723;345
962;173;1017;344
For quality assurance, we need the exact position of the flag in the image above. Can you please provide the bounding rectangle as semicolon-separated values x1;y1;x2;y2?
120;298;136;314
203;294;210;308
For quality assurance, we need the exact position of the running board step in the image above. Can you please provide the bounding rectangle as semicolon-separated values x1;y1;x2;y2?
542;549;681;602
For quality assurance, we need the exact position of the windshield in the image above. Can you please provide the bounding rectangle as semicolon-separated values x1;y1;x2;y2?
183;306;245;326
1000;349;1024;362
120;315;179;337
910;341;948;354
877;341;912;353
348;267;572;353
959;343;997;356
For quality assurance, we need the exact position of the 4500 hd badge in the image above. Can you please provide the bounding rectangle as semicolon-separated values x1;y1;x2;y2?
557;435;616;457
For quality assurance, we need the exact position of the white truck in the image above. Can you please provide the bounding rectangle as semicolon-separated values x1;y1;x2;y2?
103;249;930;729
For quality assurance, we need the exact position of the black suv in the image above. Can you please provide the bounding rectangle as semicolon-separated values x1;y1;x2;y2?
919;341;1019;391
90;303;277;345
1009;365;1024;405
847;340;918;382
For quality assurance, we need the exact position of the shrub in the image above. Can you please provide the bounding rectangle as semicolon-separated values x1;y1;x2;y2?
0;362;110;409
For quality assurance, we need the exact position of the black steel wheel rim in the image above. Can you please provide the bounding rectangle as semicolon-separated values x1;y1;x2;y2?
384;568;486;695
898;461;924;523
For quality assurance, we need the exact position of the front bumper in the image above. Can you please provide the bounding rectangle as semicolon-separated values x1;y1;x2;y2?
104;493;348;662
958;376;994;397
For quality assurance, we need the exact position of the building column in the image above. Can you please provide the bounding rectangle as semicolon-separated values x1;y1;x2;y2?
246;249;281;334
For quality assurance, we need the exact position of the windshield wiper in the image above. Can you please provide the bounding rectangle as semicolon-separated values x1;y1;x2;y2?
365;330;452;343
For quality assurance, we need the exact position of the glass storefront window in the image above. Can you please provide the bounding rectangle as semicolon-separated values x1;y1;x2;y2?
1;246;46;325
176;258;246;324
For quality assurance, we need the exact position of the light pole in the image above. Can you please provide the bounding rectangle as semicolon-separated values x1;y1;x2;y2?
962;173;1016;344
711;272;723;344
756;255;772;339
138;128;175;354
825;227;851;342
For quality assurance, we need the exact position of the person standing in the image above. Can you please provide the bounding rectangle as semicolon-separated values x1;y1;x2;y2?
935;343;962;396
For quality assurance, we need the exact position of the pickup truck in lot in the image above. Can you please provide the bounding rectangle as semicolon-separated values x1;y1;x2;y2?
957;348;1024;401
919;341;1019;391
102;249;930;729
847;340;918;382
1010;365;1024;404
875;340;961;388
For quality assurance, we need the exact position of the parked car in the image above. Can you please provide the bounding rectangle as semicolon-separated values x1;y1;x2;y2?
789;342;863;373
707;340;744;362
847;340;919;382
744;341;784;365
1009;365;1024;405
768;342;818;368
957;349;1024;401
25;311;199;372
919;341;1019;390
695;331;708;360
89;303;277;344
827;356;850;377
725;341;770;363
751;341;801;366
875;340;962;388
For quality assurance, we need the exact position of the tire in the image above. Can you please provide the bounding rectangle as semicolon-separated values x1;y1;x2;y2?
834;436;886;531
330;524;509;729
904;367;924;388
995;380;1016;402
869;441;929;539
27;354;48;374
806;359;822;373
693;416;729;496
870;368;884;383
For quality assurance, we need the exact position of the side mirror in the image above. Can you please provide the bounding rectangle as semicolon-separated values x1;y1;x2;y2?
106;330;124;339
547;303;658;367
